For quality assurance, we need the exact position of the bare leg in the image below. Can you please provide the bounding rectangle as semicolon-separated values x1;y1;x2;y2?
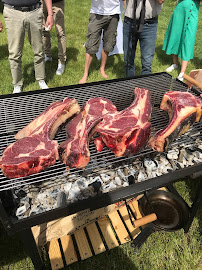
177;60;188;81
180;60;188;73
79;53;93;84
100;49;108;79
172;54;178;65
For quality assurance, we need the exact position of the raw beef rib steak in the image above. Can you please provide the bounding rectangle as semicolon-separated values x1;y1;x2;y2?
0;98;80;179
59;97;117;168
148;91;202;152
95;88;151;157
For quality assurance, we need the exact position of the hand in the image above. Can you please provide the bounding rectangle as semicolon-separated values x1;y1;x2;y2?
157;0;165;4
45;15;53;31
0;20;3;32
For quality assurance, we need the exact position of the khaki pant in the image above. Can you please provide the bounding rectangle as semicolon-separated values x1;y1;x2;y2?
42;0;66;64
3;6;45;87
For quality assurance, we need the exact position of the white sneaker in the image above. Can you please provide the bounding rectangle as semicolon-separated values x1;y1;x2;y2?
13;85;22;94
177;72;184;82
44;54;52;62
166;64;178;73
38;80;49;89
56;63;65;75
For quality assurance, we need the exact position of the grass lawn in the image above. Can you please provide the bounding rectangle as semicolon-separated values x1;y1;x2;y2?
0;0;202;269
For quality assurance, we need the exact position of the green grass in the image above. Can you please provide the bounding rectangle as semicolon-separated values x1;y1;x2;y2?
0;0;202;269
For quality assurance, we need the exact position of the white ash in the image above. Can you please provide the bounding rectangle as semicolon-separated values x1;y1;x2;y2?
14;139;202;220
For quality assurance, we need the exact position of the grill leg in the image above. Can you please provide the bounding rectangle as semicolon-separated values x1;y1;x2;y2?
184;180;202;233
18;229;45;270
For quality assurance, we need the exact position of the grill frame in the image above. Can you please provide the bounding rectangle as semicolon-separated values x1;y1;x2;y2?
0;72;202;234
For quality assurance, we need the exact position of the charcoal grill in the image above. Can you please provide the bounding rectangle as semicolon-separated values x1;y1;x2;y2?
0;72;202;269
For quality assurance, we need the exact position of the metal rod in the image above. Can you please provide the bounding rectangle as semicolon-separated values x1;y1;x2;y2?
184;179;202;233
18;228;45;270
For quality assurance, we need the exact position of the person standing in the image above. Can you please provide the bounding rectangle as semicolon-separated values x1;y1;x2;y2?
42;0;67;75
2;0;53;94
163;0;200;81
79;0;122;84
123;0;164;77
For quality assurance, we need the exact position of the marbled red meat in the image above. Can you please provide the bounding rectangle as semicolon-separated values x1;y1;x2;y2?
148;91;202;152
95;88;151;157
59;97;117;168
0;98;80;178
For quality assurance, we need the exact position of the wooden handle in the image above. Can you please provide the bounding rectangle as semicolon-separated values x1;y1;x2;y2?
133;213;157;228
183;73;202;90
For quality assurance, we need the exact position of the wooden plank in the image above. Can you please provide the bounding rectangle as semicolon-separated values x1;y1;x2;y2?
159;187;167;191
74;228;92;260
119;205;141;239
60;235;78;266
130;200;143;220
86;223;106;255
97;216;119;249
48;239;64;270
108;211;130;244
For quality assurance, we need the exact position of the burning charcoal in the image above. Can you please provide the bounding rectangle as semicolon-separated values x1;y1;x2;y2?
144;158;157;170
88;180;102;193
102;184;111;193
114;176;122;186
143;158;159;179
74;178;88;190
167;149;179;160
57;192;67;207
108;171;116;180
193;155;202;164
37;191;49;201
102;182;117;193
91;176;103;184
178;148;187;163
122;182;129;187
16;202;30;217
100;173;111;183
137;171;148;182
193;150;202;160
123;166;130;177
15;189;27;199
196;139;202;150
127;164;137;179
29;205;45;216
82;187;96;198
169;159;181;170
27;186;40;199
67;187;81;203
117;168;126;180
175;160;185;169
128;175;135;185
158;162;173;175
67;174;80;182
181;157;189;167
77;194;87;201
64;182;72;195
44;198;56;208
185;154;195;166
50;189;60;199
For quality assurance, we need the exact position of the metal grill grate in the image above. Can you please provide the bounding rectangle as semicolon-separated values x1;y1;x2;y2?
0;73;201;191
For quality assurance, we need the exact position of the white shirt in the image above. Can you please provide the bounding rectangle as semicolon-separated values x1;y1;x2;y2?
90;0;121;15
125;0;163;20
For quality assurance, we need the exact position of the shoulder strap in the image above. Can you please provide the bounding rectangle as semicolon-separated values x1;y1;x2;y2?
133;0;146;33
